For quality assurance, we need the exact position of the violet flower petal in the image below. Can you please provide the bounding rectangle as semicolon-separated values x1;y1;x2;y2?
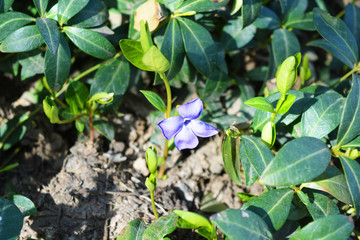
177;98;203;120
174;125;199;150
158;116;184;140
189;120;218;138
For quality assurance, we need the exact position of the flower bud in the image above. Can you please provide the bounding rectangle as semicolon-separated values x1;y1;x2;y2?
140;20;153;52
261;121;276;148
276;53;301;95
146;146;158;174
145;177;156;192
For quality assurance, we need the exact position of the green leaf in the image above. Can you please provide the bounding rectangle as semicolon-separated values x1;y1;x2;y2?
336;74;360;146
142;212;179;240
45;34;71;91
222;132;241;185
43;96;60;123
93;119;114;140
33;0;49;17
313;8;358;67
261;137;331;186
64;26;115;59
0;113;29;151
244;97;274;113
272;29;300;67
160;18;185;80
0;25;44;52
142;46;170;73
297;189;339;220
241;0;262;28
18;50;45;80
242;188;294;232
36;17;60;55
119;39;153;71
175;0;228;13
277;94;296;114
211;209;272;240
175;210;215;239
289;215;353;240
200;193;228;213
301;165;352;204
221;17;256;51
240;135;273;186
345;3;360;53
0;197;23;240
0;0;14;13
341;135;360;149
68;0;108;27
10;195;36;217
177;17;217;77
90;56;130;108
66;81;89;114
46;3;58;21
117;218;146;240
301;91;344;139
237;192;256;203
285;12;315;31
253;7;281;30
202;69;230;101
340;156;360;216
0;12;34;42
58;0;90;25
140;90;166;112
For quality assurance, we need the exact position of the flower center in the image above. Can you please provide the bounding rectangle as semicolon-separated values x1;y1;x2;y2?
184;119;191;125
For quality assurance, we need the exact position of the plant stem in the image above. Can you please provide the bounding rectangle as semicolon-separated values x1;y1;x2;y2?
89;108;94;142
150;190;159;219
330;62;360;88
158;73;172;179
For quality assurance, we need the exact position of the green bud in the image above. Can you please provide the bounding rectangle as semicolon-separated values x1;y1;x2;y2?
145;177;156;192
89;92;114;104
349;149;360;159
261;121;276;148
43;96;60;123
276;53;301;95
140;20;153;52
146;146;158;174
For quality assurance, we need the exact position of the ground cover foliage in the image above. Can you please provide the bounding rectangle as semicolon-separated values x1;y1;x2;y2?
1;0;360;239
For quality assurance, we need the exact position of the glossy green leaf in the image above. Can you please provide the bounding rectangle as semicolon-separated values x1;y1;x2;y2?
120;39;153;71
175;0;228;13
272;29;300;67
177;17;217;77
33;0;49;17
203;69;230;101
313;8;358;67
200;193;228;213
230;0;242;15
160;18;185;80
117;218;146;240
43;96;60;123
301;165;352;204
237;192;256;203
211;209;272;240
68;0;108;27
58;0;90;25
175;210;215;239
0;12;34;42
341;135;360;149
0;0;14;13
66;81;89;114
301;91;344;139
245;97;274;113
243;189;293;232
277;94;296;114
221;17;256;51
46;3;58;21
345;3;360;53
64;26;115;59
253;7;281;30
222;132;241;185
242;0;262;28
36;17;60;55
261;137;331;186
240;135;273;186
142;46;170;73
281;0;307;21
0;25;44;52
18;50;45;80
10;195;36;217
285;12;315;31
297;190;339;220
290;215;353;240
93;119;114;140
0;113;29;151
90;56;130;108
340;156;360;216
0;197;23;240
336;74;360;146
45;34;71;91
142;212;178;240
140;90;166;112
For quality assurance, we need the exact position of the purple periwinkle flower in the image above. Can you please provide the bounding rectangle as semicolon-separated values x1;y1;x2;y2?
158;98;218;150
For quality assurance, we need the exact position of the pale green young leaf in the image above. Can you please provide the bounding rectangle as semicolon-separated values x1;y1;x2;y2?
58;0;89;25
119;39;153;71
277;94;296;114
245;97;274;113
140;90;166;112
142;45;170;73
